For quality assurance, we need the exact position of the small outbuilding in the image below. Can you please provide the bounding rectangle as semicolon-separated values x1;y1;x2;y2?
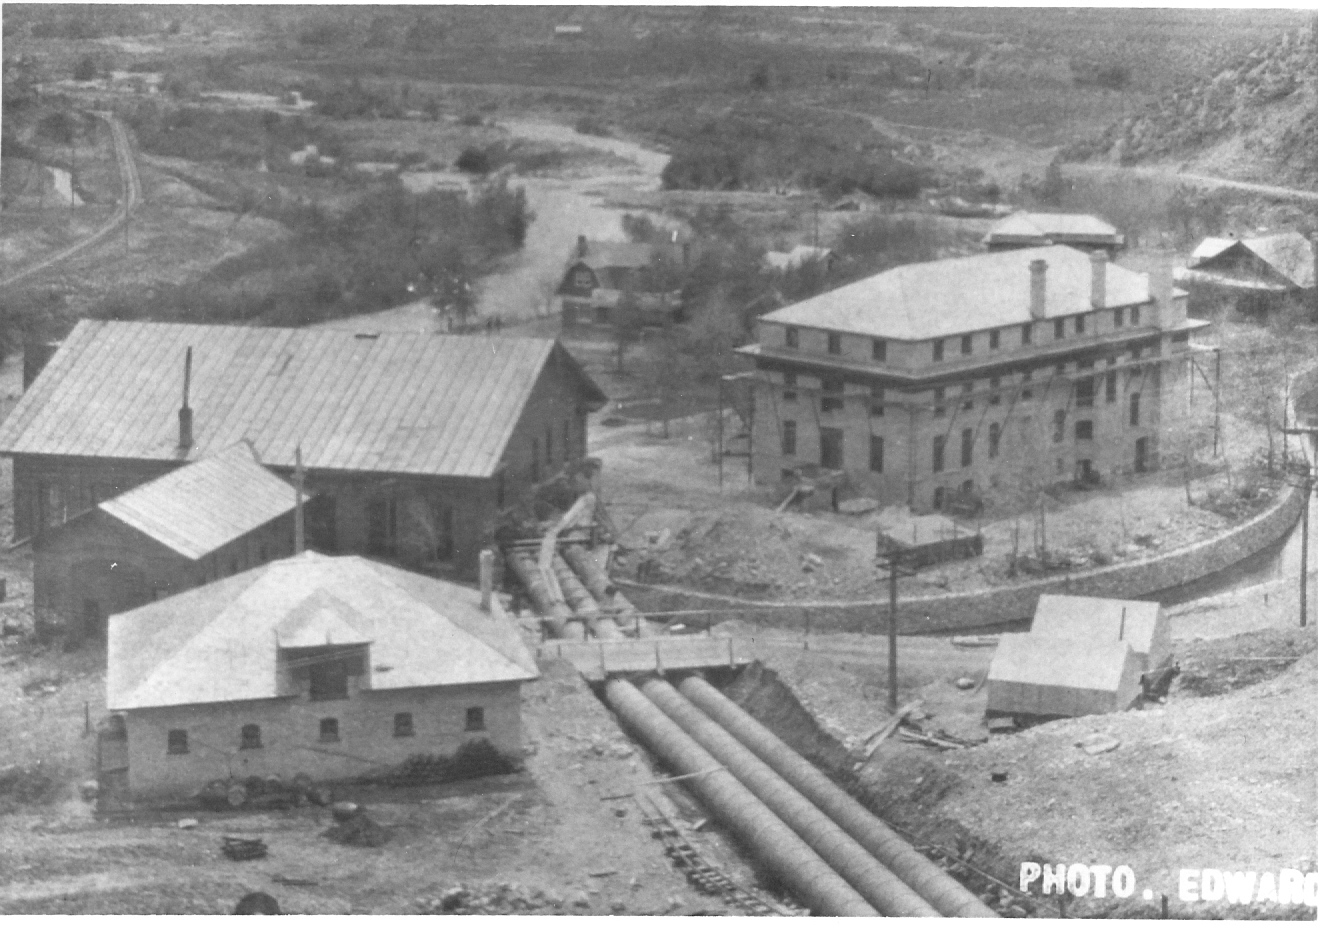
1175;232;1315;317
1030;593;1172;675
983;211;1124;254
986;634;1143;719
105;550;538;802
33;443;298;642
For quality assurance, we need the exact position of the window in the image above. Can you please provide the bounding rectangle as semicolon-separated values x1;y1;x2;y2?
872;338;887;362
573;268;593;290
1130;392;1141;427
1114;307;1125;328
1106;371;1117;404
785;326;799;349
309;656;352;702
1021;370;1033;400
960;334;973;356
1021;323;1033;345
932;435;945;473
1075;315;1086;335
366;497;398;556
933;387;946;417
961;428;973;468
1172;331;1190;344
1053;409;1066;444
781;420;797;456
783;372;798;402
1053;318;1065;340
989;329;1000;350
820;428;844;470
962;382;974;411
465;707;486;732
869;384;884;417
1131;346;1142;361
989;422;1001;459
932;339;944;361
869;436;884;473
827;332;842;355
820;378;844;413
167;729;189;755
1078;359;1094;371
1131;306;1141;326
545;424;554;466
1075;377;1094;408
319;718;340;743
989;377;1001;406
1055;363;1066;376
240;724;262;750
394;712;414;738
1075;420;1094;441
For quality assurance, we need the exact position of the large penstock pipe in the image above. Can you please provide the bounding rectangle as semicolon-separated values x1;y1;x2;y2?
551;554;621;640
678;675;996;918
604;678;877;917
505;550;584;640
560;544;655;637
639;677;938;917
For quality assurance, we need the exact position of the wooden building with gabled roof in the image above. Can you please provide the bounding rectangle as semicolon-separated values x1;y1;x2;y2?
0;321;607;579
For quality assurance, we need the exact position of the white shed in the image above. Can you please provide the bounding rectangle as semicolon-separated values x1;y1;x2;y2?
986;633;1143;719
1030;594;1171;674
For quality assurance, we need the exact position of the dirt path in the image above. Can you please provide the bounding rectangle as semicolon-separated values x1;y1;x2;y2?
0;112;141;289
1066;161;1318;203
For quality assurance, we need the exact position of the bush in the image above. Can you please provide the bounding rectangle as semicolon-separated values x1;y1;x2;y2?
388;740;521;786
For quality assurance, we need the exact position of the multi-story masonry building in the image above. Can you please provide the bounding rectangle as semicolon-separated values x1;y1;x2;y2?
736;245;1210;511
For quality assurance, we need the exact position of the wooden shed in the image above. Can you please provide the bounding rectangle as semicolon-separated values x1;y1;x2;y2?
1030;594;1172;675
986;634;1143;719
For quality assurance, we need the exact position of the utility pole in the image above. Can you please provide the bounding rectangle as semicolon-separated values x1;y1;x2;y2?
1282;426;1318;628
876;543;917;714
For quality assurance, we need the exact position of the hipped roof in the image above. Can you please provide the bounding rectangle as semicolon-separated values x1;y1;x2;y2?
107;551;538;711
984;211;1122;245
0;321;606;478
759;245;1150;340
98;443;296;560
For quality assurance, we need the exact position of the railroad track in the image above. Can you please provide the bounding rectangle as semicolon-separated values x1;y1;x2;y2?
0;111;141;289
633;791;802;916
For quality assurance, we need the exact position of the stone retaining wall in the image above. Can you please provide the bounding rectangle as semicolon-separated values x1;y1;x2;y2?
618;483;1304;635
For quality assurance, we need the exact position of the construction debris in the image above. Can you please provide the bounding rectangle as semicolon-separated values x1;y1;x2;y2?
416;882;575;914
221;836;268;861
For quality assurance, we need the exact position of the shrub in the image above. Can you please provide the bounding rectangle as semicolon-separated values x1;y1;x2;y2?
388;740;520;785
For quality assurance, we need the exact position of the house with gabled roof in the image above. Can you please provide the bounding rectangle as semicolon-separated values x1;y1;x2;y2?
0;321;607;578
555;235;683;331
737;245;1208;511
104;551;538;801
1175;231;1315;317
983;211;1125;254
33;442;298;642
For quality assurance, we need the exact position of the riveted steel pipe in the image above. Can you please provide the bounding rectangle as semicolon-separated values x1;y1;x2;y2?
639;677;939;917
560;544;655;637
603;678;877;917
506;551;582;639
678;675;996;918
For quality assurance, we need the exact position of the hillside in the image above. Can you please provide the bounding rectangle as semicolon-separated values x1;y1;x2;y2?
1073;21;1318;190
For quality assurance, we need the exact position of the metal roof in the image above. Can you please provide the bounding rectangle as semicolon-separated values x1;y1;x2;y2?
0;321;606;477
1030;594;1164;658
987;633;1135;692
573;240;655;270
1188;232;1314;290
759;245;1151;340
106;551;538;711
98;443;296;560
984;211;1122;245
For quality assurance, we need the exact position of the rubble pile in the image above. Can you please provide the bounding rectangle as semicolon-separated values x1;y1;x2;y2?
322;806;391;848
416;882;585;915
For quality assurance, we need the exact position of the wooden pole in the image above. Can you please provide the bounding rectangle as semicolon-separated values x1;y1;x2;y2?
888;555;899;714
1302;468;1310;629
294;444;305;554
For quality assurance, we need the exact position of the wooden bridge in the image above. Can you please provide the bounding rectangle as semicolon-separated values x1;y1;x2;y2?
537;634;752;682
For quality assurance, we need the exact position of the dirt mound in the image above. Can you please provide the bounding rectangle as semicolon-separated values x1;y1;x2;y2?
1072;21;1318;189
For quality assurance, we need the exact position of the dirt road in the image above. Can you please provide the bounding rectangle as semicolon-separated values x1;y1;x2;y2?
1066;161;1318;203
0;112;142;289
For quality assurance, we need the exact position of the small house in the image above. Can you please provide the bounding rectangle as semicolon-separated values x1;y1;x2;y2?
104;551;538;802
33;443;298;642
1030;593;1171;675
983;212;1124;254
1175;232;1315;317
555;236;683;331
986;634;1143;719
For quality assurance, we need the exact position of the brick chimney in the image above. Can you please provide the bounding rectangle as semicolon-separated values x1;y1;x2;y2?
479;549;495;612
577;235;588;258
1090;250;1107;309
1029;259;1047;320
1149;253;1177;329
178;346;193;450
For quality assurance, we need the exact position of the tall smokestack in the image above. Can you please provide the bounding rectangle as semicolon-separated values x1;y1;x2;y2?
1029;259;1047;320
479;549;494;612
1090;250;1108;309
178;347;193;450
